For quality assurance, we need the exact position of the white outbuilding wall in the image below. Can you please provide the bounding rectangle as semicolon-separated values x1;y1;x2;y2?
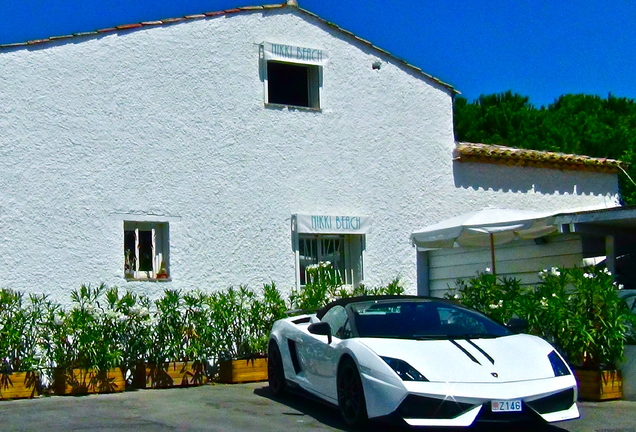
0;6;620;303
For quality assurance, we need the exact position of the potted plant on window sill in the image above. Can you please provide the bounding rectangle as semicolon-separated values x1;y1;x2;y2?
0;289;49;400
48;284;125;395
155;261;169;280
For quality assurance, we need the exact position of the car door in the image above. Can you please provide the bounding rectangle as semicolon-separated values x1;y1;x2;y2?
296;305;349;401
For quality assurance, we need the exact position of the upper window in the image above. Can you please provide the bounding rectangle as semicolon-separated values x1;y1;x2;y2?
124;221;169;280
267;61;320;109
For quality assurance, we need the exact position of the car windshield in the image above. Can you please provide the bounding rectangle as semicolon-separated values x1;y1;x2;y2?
350;299;511;339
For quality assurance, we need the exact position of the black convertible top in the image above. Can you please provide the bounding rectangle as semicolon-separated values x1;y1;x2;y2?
315;295;459;319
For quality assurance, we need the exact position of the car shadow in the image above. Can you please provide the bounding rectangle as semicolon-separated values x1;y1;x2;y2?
253;385;354;431
253;385;572;432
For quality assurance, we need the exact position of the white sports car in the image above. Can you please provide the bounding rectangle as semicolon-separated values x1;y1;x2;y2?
267;295;579;428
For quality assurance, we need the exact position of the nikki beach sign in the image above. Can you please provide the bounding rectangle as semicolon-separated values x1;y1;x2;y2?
263;42;329;66
294;214;372;234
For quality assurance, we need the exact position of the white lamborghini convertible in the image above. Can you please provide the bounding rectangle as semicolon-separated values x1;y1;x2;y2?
267;295;579;428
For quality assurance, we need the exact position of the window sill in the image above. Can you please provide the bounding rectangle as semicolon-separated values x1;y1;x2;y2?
265;103;322;112
125;276;172;282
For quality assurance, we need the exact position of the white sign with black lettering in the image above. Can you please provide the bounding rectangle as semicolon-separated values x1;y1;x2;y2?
263;42;329;66
293;214;372;234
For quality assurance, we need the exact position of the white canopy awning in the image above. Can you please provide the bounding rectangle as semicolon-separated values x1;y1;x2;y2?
410;208;557;274
411;208;557;249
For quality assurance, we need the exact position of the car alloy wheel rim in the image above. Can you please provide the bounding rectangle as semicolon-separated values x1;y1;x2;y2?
268;344;282;393
338;364;362;421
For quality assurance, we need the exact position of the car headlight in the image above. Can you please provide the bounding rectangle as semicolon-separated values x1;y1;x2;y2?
548;350;571;377
381;356;428;381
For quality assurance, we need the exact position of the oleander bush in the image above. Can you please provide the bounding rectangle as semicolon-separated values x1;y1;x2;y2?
0;289;51;374
47;284;123;372
104;287;152;375
0;273;404;390
447;266;636;369
207;283;287;360
288;261;405;311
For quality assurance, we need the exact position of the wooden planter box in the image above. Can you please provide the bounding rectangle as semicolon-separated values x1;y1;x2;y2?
574;369;623;401
53;367;125;395
134;361;206;389
0;371;39;400
218;358;268;384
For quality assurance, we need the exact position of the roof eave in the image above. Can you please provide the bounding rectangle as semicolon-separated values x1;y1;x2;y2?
454;142;624;174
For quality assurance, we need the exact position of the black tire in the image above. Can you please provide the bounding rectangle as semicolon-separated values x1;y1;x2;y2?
268;340;286;396
337;357;368;428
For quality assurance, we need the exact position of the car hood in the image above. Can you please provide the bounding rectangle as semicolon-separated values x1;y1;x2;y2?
358;334;559;383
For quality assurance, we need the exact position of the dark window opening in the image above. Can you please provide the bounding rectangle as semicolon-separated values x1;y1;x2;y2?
123;221;170;280
267;61;318;108
138;230;153;272
124;231;136;274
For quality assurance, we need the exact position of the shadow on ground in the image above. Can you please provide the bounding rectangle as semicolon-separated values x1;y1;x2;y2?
253;385;571;432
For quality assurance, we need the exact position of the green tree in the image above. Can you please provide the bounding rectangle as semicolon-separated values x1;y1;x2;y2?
454;92;636;205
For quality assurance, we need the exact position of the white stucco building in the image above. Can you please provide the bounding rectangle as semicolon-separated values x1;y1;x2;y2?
0;1;622;302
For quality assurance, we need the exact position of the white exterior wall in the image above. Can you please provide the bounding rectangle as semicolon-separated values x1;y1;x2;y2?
427;234;584;298
0;8;620;303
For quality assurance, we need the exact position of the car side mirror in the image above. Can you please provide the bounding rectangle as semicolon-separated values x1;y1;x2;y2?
506;318;528;334
308;322;332;344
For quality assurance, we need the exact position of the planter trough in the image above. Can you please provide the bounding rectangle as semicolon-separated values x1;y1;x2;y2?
574;369;623;401
134;361;206;389
0;371;39;400
218;358;268;384
53;367;125;395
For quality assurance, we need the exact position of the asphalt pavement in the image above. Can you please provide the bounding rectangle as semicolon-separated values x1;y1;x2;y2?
0;382;634;432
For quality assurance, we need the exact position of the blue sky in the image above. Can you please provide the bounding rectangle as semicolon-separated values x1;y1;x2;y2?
1;0;635;107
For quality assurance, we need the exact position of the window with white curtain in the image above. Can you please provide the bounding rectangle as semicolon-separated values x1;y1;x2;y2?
124;221;169;280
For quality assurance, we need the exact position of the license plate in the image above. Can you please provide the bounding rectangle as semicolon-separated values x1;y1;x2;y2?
491;400;522;412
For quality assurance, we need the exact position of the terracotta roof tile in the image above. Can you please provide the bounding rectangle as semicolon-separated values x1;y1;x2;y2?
116;23;143;30
50;35;74;40
159;17;185;24
454;142;623;174
0;2;456;93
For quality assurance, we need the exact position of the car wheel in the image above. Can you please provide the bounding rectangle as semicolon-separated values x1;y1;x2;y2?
268;340;286;396
337;357;368;428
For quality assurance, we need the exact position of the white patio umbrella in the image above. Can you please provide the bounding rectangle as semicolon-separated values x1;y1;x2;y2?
410;208;557;275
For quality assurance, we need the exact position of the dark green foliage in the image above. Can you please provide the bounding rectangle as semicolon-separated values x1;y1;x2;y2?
454;92;636;204
104;287;152;374
50;284;124;372
0;289;52;372
204;283;287;360
288;262;404;311
447;272;523;324
447;267;636;369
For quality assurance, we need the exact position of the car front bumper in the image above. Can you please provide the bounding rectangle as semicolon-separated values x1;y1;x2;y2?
361;372;579;427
